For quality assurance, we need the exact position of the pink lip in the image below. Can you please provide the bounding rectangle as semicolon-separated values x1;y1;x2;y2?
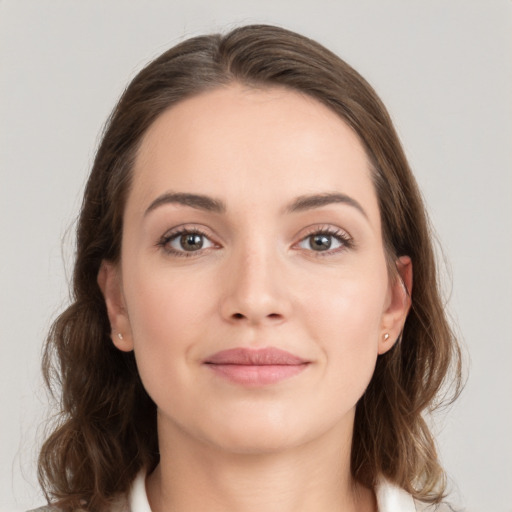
204;348;309;386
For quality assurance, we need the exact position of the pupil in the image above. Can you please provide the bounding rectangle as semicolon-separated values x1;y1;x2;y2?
181;233;203;251
311;234;331;251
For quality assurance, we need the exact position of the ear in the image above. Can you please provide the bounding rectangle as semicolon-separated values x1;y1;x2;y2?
97;261;134;352
378;256;413;355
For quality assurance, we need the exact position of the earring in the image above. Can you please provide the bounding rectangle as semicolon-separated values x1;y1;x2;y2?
383;333;390;341
117;332;124;340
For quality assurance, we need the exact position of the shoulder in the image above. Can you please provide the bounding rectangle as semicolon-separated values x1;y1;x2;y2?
376;476;462;512
27;508;69;512
26;495;128;512
414;501;463;512
26;472;142;512
27;508;61;512
26;507;69;512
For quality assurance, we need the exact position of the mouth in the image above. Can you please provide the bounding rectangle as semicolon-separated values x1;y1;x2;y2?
203;347;310;386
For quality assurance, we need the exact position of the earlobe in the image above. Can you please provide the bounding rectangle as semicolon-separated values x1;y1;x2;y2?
378;256;413;355
97;261;134;352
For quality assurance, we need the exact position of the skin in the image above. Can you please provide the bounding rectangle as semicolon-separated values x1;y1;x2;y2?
98;84;412;512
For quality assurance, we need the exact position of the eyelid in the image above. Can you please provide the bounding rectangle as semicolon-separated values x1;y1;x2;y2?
157;224;221;257
292;224;354;254
155;223;354;258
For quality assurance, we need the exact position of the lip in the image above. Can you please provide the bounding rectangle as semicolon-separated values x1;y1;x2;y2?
204;347;309;386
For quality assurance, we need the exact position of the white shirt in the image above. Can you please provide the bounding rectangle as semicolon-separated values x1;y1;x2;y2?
126;471;454;512
29;471;456;511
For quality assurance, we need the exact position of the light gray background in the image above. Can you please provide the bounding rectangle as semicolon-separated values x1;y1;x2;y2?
1;1;511;511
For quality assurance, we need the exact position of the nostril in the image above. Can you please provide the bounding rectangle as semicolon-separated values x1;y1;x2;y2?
233;313;245;319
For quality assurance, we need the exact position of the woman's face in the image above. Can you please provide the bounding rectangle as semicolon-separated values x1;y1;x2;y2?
100;84;410;454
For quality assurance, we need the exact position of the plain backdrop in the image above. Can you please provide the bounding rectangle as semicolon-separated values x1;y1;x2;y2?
1;1;511;511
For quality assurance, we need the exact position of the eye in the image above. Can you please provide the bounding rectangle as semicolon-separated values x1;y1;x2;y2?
297;228;352;253
158;228;216;256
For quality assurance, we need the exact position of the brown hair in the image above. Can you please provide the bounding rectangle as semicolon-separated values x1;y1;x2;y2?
39;24;462;510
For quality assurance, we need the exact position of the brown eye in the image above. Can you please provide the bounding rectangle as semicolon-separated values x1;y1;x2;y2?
162;230;215;254
309;234;332;251
297;229;351;253
179;233;204;251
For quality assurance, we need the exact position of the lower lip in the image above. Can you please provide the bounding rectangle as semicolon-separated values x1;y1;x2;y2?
206;364;308;386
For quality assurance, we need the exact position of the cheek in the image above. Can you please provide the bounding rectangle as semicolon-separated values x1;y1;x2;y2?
125;262;217;338
122;264;218;392
301;273;387;396
302;267;387;340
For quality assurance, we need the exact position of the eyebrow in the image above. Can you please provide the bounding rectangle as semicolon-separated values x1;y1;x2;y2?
144;192;226;216
285;193;368;218
144;191;367;219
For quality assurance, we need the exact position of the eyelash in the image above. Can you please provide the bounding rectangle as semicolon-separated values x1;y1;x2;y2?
157;227;214;258
156;226;354;258
297;226;354;256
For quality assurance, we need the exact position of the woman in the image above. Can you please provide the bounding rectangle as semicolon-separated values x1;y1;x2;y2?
34;24;462;512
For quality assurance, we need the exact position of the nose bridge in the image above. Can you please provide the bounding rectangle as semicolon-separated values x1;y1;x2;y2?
221;233;289;324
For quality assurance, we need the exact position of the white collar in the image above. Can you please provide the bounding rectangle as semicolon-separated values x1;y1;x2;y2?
128;471;417;512
375;476;417;511
128;471;152;512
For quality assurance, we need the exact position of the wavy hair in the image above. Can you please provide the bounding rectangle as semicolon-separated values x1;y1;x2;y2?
39;24;463;510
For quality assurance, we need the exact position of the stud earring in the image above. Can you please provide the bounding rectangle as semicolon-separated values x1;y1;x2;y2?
117;332;124;340
383;333;390;341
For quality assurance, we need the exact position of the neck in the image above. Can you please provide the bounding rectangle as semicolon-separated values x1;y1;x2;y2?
146;418;376;512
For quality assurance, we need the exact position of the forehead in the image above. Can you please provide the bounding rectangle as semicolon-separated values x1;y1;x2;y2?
130;84;379;222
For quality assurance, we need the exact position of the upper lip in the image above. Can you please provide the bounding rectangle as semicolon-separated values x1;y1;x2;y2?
204;347;307;365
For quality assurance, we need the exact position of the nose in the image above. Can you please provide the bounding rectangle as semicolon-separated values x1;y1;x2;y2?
219;243;291;326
